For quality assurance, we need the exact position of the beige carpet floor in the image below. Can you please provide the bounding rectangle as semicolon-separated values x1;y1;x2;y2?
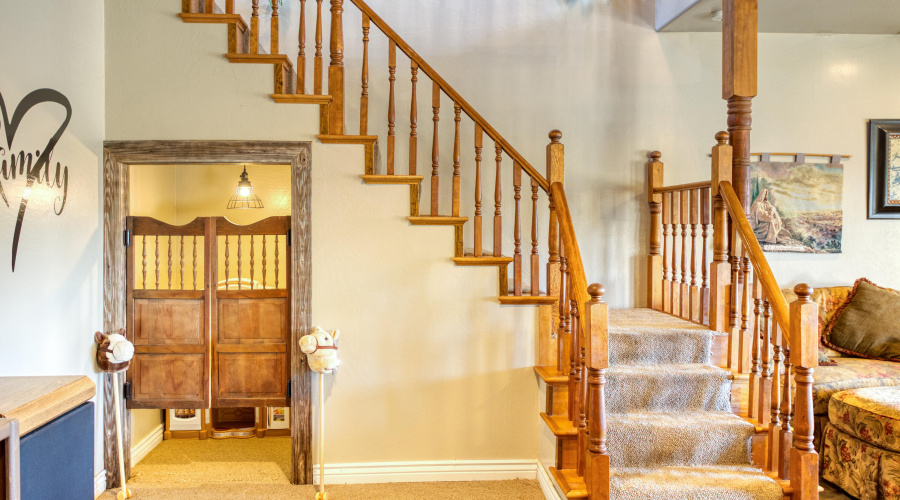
97;437;544;499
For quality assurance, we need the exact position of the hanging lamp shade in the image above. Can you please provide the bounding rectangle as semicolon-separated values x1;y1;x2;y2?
227;166;264;209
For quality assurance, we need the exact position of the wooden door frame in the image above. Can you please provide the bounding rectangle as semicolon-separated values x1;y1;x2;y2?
102;140;313;487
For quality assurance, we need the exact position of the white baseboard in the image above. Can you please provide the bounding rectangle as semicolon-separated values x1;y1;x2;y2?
131;424;164;466
536;460;564;500
94;469;107;498
311;459;538;485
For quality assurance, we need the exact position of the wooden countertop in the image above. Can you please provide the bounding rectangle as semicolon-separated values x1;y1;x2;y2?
0;376;96;435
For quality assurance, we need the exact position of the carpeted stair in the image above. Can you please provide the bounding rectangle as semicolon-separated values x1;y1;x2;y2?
606;308;783;500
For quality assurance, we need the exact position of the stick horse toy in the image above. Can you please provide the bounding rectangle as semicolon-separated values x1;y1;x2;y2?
95;330;136;500
300;326;341;500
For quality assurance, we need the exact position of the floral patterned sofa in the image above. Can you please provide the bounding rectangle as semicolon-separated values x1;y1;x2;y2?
783;285;900;499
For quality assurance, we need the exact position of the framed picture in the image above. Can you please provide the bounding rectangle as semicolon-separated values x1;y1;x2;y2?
868;119;900;219
267;406;290;429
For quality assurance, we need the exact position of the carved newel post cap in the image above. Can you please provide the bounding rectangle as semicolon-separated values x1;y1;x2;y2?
588;283;605;302
715;131;729;144
649;151;662;161
794;283;814;300
549;130;563;143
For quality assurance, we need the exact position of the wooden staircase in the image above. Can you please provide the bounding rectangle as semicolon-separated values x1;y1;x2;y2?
169;1;823;499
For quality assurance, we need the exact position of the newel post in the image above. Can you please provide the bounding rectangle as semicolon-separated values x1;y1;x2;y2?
647;152;664;310
709;132;733;332
585;284;609;500
328;0;345;134
546;130;565;346
789;284;819;500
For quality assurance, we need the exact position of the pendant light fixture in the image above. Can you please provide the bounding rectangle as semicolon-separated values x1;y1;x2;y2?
227;166;264;209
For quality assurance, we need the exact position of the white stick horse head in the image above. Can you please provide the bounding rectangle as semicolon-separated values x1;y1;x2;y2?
300;326;341;500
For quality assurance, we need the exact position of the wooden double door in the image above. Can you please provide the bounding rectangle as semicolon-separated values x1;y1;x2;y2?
124;216;292;410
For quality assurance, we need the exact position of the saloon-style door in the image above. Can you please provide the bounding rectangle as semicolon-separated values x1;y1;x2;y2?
211;216;291;408
125;217;210;409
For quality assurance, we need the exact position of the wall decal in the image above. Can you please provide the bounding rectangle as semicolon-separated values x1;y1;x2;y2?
0;89;72;271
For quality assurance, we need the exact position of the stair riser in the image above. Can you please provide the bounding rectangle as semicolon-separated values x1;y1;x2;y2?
546;385;568;416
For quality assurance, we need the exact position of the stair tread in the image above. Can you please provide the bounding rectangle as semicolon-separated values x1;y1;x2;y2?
270;93;332;104
318;134;378;144
549;467;587;499
540;412;577;437
408;216;468;226
361;175;424;185
534;366;568;385
178;13;247;29
609;465;783;500
452;256;512;265
498;294;558;305
224;53;293;68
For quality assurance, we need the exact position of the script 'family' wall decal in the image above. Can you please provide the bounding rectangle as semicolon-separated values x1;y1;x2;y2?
0;89;72;271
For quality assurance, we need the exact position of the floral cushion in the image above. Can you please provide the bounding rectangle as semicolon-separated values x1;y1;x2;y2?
821;422;900;499
829;386;900;453
813;358;900;414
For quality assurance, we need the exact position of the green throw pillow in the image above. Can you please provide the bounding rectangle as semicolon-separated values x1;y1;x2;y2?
822;279;900;362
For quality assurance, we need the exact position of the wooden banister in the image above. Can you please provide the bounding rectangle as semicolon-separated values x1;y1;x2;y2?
717;181;789;334
551;183;589;337
345;0;549;192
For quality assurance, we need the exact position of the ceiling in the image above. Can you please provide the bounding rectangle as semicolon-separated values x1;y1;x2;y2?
658;0;900;34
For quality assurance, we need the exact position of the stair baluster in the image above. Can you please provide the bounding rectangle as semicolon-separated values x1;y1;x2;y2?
769;337;783;470
250;0;259;54
493;143;503;257
739;250;752;373
271;0;279;55
748;276;762;420
409;61;418;175
297;0;306;93
585;284;610;498
758;296;773;425
206;0;214;14
700;186;710;325
670;193;680;316
359;14;369;134
662;191;671;313
513;162;522;295
789;284;819;500
328;0;345;134
226;0;234;14
314;0;323;94
778;347;792;479
386;40;396;174
647;152;664;311
430;82;440;215
728;237;741;369
474;125;483;256
689;189;699;321
530;178;539;296
452;104;462;216
680;190;689;319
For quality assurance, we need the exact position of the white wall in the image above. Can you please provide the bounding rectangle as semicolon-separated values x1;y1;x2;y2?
0;0;106;479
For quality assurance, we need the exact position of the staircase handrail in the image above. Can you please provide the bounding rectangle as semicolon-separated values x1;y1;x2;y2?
550;182;589;317
717;180;790;336
346;0;550;192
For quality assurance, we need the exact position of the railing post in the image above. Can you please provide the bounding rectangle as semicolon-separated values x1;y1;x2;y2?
647;151;663;311
709;132;733;332
789;284;819;500
585;284;609;500
328;0;345;134
545;130;565;352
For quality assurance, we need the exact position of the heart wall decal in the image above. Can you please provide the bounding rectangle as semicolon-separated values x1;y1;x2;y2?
0;89;72;272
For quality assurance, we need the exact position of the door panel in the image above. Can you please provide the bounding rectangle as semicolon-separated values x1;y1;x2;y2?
134;298;204;345
218;298;285;342
217;353;287;401
132;353;206;408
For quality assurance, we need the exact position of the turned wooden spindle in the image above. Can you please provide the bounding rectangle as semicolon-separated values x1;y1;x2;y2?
547;131;564;332
180;236;184;291
313;0;323;94
409;61;418;175
297;0;306;94
359;14;370;134
386;40;397;174
748;277;762;420
700;187;711;324
328;0;345;134
789;283;819;500
205;0;214;14
670;193;681;316
430;82;441;215
710;131;733;332
758;297;773;425
225;236;230;290
237;235;243;290
192;235;197;290
262;235;268;288
728;238;742;369
167;236;173;289
141;236;147;289
250;235;255;289
662;191;671;313
513;162;522;295
739;251;752;373
531;178;540;295
778;347;793;480
769;340;783;470
250;0;260;55
569;296;584;475
271;0;279;55
647;151;664;311
689;188;699;321
558;249;570;374
680;190;690;319
585;284;609;498
274;234;280;289
452;104;462;217
474;125;484;256
493;143;502;257
226;0;234;14
155;235;160;290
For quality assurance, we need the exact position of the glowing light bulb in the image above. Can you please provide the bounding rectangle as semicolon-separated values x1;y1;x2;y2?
238;186;251;197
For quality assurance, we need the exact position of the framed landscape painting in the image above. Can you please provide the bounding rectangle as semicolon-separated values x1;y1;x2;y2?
868;119;900;219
